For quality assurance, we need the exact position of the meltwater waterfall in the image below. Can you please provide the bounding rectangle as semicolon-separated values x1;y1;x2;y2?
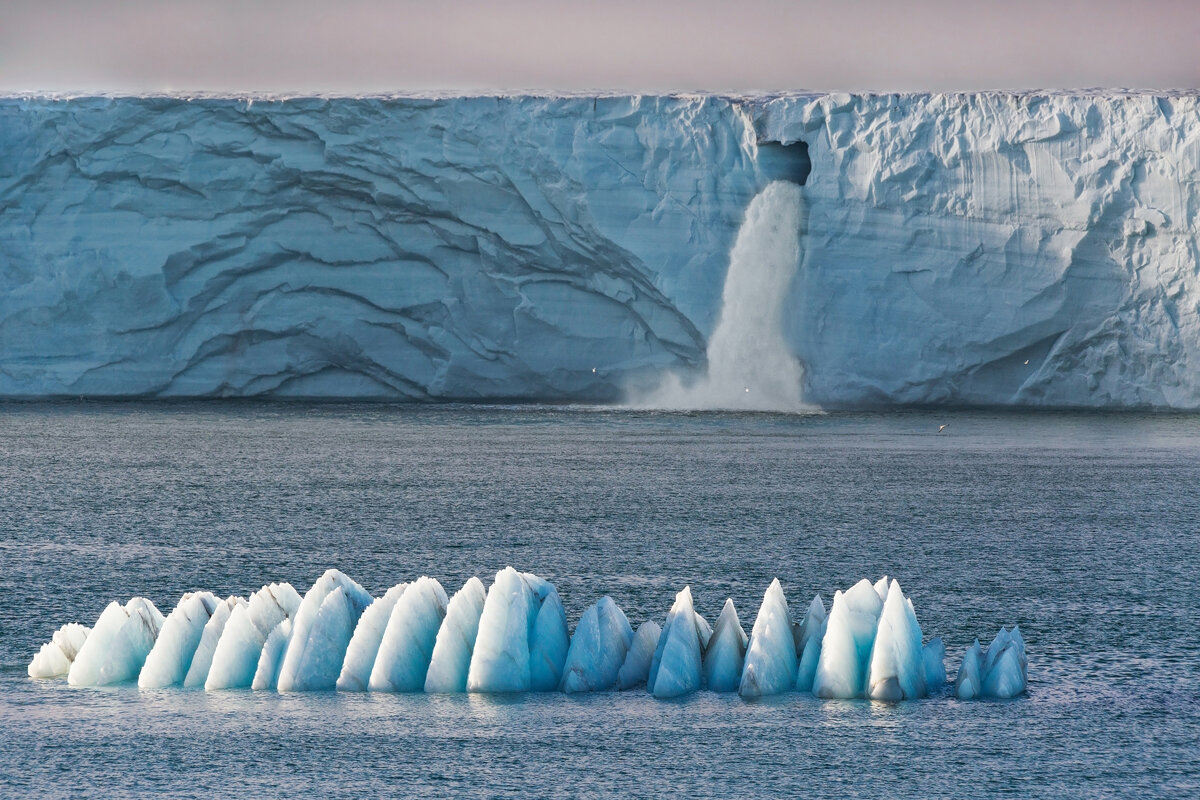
637;181;808;412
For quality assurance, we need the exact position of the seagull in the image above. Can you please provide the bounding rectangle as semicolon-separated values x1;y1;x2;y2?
591;367;597;373
938;424;948;433
1024;359;1030;365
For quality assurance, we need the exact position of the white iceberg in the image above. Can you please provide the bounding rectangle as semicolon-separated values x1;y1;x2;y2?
369;577;448;692
424;577;487;693
252;618;292;691
812;580;883;699
206;583;300;690
28;622;91;679
529;588;569;692
468;567;538;693
68;597;164;687
183;596;243;688
740;579;797;698
648;587;702;699
277;570;372;692
139;592;219;689
980;626;1028;699
336;583;408;692
560;596;634;693
703;599;746;692
866;580;927;701
617;620;662;690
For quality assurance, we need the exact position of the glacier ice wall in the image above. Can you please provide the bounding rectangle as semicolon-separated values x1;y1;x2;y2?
3;92;1199;407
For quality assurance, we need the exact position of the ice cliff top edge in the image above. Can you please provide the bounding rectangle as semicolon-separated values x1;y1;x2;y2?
30;568;1027;703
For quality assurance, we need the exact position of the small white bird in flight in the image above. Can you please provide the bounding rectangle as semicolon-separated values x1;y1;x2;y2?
938;424;948;433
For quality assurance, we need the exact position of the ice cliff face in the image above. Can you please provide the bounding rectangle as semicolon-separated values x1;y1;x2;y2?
1;92;1198;407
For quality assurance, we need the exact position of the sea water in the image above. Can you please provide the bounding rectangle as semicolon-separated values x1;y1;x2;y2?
1;403;1198;798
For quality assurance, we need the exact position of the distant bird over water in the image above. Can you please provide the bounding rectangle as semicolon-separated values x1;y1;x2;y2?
938;424;948;433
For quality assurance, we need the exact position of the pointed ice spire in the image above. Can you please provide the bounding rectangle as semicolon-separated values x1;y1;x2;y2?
277;570;372;692
337;583;408;692
648;587;702;698
739;579;797;698
813;579;883;699
703;599;746;692
68;597;164;687
139;592;219;689
867;580;926;701
955;639;984;700
183;596;243;688
425;577;487;693
369;577;448;692
617;621;662;690
560;596;634;693
468;567;537;692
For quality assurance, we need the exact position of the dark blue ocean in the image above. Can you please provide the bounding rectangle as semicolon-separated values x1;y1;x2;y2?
1;403;1197;798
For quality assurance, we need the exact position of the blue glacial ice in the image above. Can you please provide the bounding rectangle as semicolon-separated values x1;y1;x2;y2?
32;570;1023;701
560;596;634;693
205;582;300;690
336;583;408;692
139;591;219;689
368;577;448;692
647;587;703;699
702;599;747;693
739;579;797;698
4;92;1200;408
183;596;242;688
277;570;372;692
424;577;487;693
617;621;662;690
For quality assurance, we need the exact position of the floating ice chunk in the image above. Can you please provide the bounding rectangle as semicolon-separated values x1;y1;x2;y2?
252;618;292;691
28;623;91;679
425;577;487;693
529;588;569;691
369;577;448;692
468;567;538;693
183;596;243;688
704;599;746;692
617;620;662;690
278;570;372;692
139;592;219;688
68;597;164;687
336;583;408;692
648;587;702;698
560;596;634;693
955;639;984;700
923;637;947;689
813;579;884;699
740;579;797;698
793;594;826;692
694;612;713;651
980;626;1028;699
867;580;926;701
206;583;300;690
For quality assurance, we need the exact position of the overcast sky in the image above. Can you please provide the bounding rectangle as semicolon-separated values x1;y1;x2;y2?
2;0;1197;94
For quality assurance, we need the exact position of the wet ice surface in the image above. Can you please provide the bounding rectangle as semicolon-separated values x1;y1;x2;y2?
1;403;1198;798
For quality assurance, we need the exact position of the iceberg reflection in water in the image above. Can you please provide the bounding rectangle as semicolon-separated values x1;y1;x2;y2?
29;568;1026;702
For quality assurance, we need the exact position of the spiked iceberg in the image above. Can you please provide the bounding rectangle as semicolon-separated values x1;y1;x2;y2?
794;594;826;692
139;592;219;689
206;583;300;690
739;580;797;698
424;577;487;693
648;587;703;699
369;577;448;692
703;599;747;693
560;597;634;693
183;596;243;688
28;623;90;679
866;580;927;701
68;598;164;687
337;583;408;692
812;580;884;699
277;570;372;692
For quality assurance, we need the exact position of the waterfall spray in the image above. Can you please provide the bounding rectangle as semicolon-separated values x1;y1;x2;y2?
636;180;808;412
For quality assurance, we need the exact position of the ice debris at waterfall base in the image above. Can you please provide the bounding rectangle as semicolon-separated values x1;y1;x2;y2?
29;568;1027;703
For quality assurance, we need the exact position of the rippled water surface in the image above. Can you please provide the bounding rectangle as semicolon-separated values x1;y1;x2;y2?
1;403;1198;798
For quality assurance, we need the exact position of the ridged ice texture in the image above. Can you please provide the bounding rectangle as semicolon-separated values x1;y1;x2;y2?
139;592;218;689
3;92;1200;408
205;582;300;690
467;568;537;693
739;579;797;698
336;583;407;692
702;600;746;693
424;577;486;693
183;596;242;688
559;596;634;693
812;580;884;700
866;581;926;701
368;577;448;692
647;587;702;699
277;570;372;692
68;598;163;687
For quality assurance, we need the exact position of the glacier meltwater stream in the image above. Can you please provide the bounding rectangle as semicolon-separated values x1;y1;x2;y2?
635;181;810;412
